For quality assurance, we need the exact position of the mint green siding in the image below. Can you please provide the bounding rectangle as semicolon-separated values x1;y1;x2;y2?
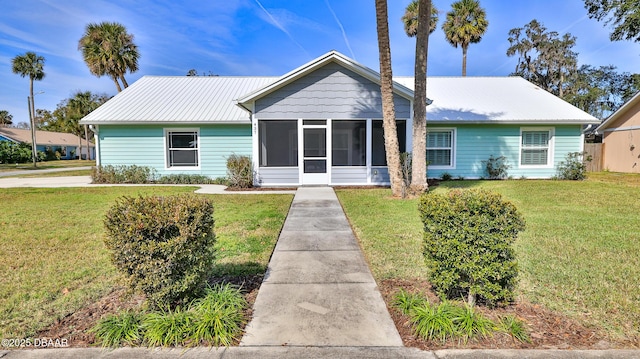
97;125;251;178
427;125;583;179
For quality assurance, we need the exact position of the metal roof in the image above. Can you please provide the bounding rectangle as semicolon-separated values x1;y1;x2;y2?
395;76;599;124
80;76;276;125
80;55;599;126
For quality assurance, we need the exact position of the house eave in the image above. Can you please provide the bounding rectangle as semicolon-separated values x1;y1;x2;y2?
596;90;640;133
426;119;600;125
78;120;251;126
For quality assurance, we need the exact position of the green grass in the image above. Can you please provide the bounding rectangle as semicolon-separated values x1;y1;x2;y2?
0;187;292;338
0;159;95;172
337;174;640;341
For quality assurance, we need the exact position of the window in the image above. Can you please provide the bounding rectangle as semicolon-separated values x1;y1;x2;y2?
521;129;552;166
166;130;199;168
427;130;454;168
372;120;406;166
259;120;298;167
332;120;366;166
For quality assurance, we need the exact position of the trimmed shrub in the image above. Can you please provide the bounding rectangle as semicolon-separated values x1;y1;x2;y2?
103;194;216;308
482;155;510;180
156;174;215;184
418;189;525;306
556;151;590;180
226;154;253;188
92;165;157;184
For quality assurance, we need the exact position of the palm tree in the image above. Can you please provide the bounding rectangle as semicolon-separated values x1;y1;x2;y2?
402;0;439;37
442;0;488;76
0;110;13;126
78;22;139;92
66;91;109;160
375;0;403;197
403;0;437;193
12;51;45;167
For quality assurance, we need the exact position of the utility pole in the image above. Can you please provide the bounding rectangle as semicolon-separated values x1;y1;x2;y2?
27;96;37;167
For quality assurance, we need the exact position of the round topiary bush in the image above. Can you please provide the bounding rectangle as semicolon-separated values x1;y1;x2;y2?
418;189;525;306
103;194;216;308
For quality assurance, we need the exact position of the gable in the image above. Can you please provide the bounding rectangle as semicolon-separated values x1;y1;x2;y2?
597;91;640;133
255;62;411;119
604;94;640;130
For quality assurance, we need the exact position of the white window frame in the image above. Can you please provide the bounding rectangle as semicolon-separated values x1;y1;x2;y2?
519;127;554;168
426;128;456;169
164;128;201;170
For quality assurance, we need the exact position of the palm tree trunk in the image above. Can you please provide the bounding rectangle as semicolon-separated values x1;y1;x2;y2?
120;75;129;89
29;78;37;168
112;76;123;92
462;45;468;76
375;0;403;197
411;0;431;193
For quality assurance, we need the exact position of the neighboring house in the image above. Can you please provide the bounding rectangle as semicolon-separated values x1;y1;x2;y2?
595;91;640;173
80;51;598;185
0;127;94;160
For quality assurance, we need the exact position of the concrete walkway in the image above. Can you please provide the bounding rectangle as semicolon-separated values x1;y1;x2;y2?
240;186;402;347
0;166;92;177
4;348;640;359
0;176;295;194
2;185;640;358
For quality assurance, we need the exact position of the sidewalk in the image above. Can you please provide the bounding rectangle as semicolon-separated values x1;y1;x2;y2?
0;166;92;178
240;186;401;346
0;176;295;194
3;345;639;358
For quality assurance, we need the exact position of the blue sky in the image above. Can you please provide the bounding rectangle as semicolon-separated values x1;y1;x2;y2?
1;0;639;126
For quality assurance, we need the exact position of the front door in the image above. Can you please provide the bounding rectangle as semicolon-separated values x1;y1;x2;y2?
301;120;328;185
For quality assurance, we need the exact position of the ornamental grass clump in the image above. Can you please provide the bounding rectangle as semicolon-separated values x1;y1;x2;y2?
103;194;216;308
92;284;247;347
418;189;525;307
91;310;144;347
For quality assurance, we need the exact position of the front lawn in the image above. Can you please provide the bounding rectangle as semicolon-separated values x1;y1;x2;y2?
0;187;292;339
337;174;640;343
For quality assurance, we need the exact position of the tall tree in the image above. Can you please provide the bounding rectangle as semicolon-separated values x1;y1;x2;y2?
68;91;108;160
403;0;437;193
507;20;578;97
442;0;488;76
78;22;139;92
402;0;439;36
565;65;640;119
39;92;109;160
0;110;13;126
584;0;640;42
11;51;45;167
375;0;403;197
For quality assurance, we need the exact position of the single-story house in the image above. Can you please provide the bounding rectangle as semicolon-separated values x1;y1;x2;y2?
0;127;94;160
595;91;640;173
80;51;598;185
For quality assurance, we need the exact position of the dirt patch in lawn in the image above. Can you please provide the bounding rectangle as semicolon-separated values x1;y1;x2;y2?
379;279;639;350
37;274;264;347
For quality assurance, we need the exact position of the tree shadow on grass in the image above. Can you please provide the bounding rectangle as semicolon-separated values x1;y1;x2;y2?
208;262;267;294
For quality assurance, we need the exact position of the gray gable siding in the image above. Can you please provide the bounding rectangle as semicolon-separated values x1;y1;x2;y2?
255;62;411;119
